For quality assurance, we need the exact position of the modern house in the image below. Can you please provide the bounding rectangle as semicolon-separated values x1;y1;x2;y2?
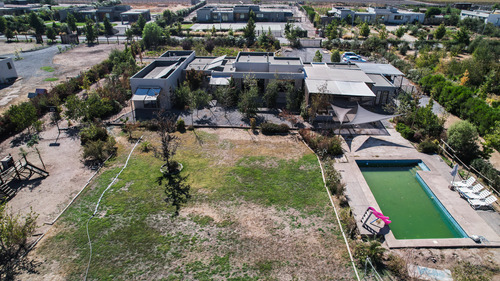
71;5;132;22
120;9;151;24
130;51;403;119
327;6;424;24
460;10;500;27
197;5;293;23
0;57;17;84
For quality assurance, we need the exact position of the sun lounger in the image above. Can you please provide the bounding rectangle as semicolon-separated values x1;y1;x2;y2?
468;195;498;210
457;183;484;194
452;176;476;188
462;189;491;200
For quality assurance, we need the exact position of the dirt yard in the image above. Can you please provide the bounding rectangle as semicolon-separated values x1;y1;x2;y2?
0;43;124;114
0;42;42;56
130;3;191;14
0;117;93;237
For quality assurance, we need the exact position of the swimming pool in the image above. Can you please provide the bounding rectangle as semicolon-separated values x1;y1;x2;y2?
357;160;467;240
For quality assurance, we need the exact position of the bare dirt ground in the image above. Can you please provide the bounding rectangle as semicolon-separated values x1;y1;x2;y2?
130;3;191;14
0;43;124;114
0;42;42;56
0;118;92;236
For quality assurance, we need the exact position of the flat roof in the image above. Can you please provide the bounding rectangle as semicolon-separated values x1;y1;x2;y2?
367;74;395;88
354;63;404;76
304;64;373;83
121;9;149;15
305;80;375;97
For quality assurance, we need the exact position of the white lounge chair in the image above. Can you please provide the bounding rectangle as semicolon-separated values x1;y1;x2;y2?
452;176;476;188
457;183;484;194
462;189;491;200
468;195;498;210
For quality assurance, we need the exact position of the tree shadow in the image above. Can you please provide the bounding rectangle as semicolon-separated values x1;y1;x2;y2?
63;126;81;141
8;177;44;192
355;136;411;152
10;133;32;148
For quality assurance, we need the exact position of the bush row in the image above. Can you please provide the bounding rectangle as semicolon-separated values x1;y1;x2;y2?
299;129;343;156
261;122;290;135
419;74;500;135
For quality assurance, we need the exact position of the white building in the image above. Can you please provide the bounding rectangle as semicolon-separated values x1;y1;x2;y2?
460;10;500;27
328;6;424;25
0;57;17;84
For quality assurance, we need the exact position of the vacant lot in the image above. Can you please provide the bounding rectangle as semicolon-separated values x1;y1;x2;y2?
22;128;352;280
0;43;124;113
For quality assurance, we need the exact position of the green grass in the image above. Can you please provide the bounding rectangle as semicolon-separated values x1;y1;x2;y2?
36;131;345;280
40;66;55;72
44;77;58;82
181;23;194;29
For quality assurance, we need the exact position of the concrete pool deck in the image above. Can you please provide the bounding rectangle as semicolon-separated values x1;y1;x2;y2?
336;121;500;248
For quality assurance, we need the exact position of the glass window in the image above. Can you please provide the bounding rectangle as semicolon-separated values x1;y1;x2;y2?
257;13;264;18
240;14;245;19
394;15;403;20
7;62;12;69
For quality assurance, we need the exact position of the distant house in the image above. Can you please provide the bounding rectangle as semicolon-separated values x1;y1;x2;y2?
0;57;17;84
460;10;500;27
72;5;131;22
328;6;424;25
120;9;151;24
197;5;293;23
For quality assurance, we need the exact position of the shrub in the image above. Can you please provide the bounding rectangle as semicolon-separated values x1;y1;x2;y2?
323;159;343;196
261;122;289;135
79;123;108;145
299;129;343;156
176;119;185;132
470;158;500;191
353;240;386;267
140;141;152;152
250;118;256;131
396;123;415;140
386;254;409;279
82;136;116;163
418;139;439;154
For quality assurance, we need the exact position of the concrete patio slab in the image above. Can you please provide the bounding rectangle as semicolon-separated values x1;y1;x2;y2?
337;121;500;248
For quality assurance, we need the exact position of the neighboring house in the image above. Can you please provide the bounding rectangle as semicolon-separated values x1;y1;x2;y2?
130;51;404;119
197;5;293;23
461;10;500;27
328;6;424;24
75;5;131;22
120;9;151;24
0;57;17;84
0;3;40;16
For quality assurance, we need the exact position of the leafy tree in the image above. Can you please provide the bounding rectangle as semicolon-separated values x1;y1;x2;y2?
378;25;387;40
215;85;234;116
238;78;260;118
125;28;134;41
84;19;97;44
5;28;14;41
189;89;211;119
0;204;38;280
185;68;204;90
395;26;405;38
434;23;446;40
66;13;77;32
331;49;341;62
313;50;323;62
0;16;6;33
142;22;163;49
243;14;256;46
29;12;45;43
447;120;480;164
285;83;302;112
204;38;214;53
284;23;302;48
453;28;470;46
103;17;113;36
359;22;370;37
46;26;56;42
264;78;279;108
354;240;386;267
484;121;500;152
136;14;146;33
426;7;441;18
7;102;37;133
173;83;191;109
326;22;338;40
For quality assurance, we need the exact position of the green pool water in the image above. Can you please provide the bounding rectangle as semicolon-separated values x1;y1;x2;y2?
358;162;465;239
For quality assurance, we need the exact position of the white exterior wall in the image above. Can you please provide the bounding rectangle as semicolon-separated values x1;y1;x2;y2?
0;57;17;83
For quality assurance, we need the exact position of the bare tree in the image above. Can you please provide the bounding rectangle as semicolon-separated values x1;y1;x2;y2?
155;111;179;173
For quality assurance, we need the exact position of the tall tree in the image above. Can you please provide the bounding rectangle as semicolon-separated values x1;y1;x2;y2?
136;14;146;34
29;12;45;43
215;85;233;116
359;22;370;37
0;16;6;33
238;77;260;118
46;26;56;42
243;15;256;46
7;102;37;134
142;22;163;49
155;111;179;172
331;50;341;62
84;18;97;44
103;17;113;36
66;13;77;33
447;120;480;164
264;78;279;108
434;23;446;40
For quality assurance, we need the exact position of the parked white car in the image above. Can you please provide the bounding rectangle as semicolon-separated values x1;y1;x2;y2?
342;55;366;63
